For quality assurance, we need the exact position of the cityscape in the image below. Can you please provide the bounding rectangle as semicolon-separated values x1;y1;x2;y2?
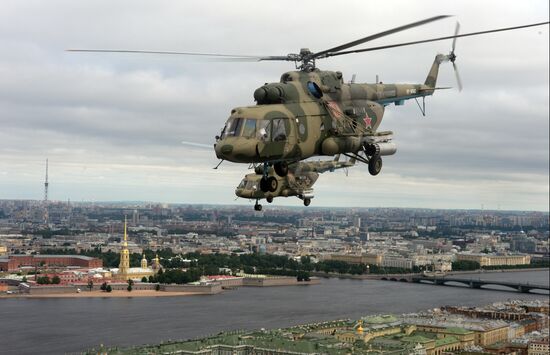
1;1;549;354
1;200;548;353
91;299;550;354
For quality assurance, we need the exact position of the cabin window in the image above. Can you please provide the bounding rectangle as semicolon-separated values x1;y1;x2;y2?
242;119;256;138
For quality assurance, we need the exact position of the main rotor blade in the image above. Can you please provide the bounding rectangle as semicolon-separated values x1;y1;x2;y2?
67;49;296;62
312;15;451;59
328;21;549;57
181;141;213;149
451;22;460;53
67;49;286;61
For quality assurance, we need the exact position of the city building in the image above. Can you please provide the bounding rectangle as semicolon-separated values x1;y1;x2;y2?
528;338;549;355
456;253;531;267
327;253;383;266
111;219;159;281
0;254;102;272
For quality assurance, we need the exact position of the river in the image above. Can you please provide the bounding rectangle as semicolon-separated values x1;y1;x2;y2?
0;270;548;354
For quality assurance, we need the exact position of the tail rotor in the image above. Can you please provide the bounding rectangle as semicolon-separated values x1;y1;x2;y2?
448;22;463;91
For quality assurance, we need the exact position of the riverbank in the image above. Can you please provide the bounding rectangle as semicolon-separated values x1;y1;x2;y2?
1;276;320;298
0;289;206;299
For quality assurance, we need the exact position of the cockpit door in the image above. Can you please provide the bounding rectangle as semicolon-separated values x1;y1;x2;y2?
256;117;296;160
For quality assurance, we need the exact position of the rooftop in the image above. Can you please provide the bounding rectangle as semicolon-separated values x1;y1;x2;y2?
9;254;97;261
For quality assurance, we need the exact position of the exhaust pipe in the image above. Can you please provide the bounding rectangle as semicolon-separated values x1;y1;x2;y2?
364;142;397;156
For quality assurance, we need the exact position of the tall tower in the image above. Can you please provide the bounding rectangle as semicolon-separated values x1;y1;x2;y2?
141;254;148;269
44;159;49;203
118;217;130;276
43;159;49;224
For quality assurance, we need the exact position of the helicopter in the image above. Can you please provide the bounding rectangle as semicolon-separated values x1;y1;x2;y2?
236;155;355;211
69;16;548;201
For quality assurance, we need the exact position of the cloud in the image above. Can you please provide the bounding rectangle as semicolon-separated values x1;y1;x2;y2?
0;0;548;210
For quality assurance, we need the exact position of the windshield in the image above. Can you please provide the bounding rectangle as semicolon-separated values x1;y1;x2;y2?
237;179;247;189
221;118;259;139
221;117;244;138
242;119;257;138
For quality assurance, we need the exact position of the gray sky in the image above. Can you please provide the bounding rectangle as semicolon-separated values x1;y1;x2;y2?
0;0;548;211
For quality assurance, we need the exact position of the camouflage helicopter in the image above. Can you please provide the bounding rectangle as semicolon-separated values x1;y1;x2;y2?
69;17;548;201
236;155;355;211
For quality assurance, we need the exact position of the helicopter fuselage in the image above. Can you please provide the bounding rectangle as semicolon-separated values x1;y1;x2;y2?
214;66;436;164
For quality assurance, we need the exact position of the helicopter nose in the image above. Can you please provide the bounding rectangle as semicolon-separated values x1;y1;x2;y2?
235;188;254;198
215;138;258;163
215;142;233;159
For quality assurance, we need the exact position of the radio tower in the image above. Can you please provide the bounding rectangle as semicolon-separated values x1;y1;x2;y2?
44;159;49;203
43;159;49;224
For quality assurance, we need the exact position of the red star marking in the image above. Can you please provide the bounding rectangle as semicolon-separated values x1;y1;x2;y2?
364;116;372;127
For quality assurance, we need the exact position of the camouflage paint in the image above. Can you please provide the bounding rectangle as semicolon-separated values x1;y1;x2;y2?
214;55;442;164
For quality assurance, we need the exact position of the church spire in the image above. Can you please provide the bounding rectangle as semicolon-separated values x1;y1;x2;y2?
123;216;128;247
141;253;148;269
118;216;130;276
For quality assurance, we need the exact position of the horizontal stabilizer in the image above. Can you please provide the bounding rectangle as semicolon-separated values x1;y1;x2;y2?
419;87;451;91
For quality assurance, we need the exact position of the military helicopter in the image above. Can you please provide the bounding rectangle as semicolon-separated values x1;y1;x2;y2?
236;155;355;210
69;16;548;201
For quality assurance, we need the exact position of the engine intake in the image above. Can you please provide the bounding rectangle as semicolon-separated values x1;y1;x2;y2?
254;83;299;104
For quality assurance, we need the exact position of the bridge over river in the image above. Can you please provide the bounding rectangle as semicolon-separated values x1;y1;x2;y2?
370;274;549;294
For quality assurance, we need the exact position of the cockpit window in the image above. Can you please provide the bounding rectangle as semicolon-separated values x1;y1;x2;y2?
272;118;288;142
257;119;271;141
242;119;256;138
246;180;257;189
257;118;289;142
238;179;247;189
226;117;244;137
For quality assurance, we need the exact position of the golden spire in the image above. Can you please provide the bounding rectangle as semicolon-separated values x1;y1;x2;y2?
141;253;148;269
118;216;130;276
152;253;161;271
123;216;128;247
357;320;364;334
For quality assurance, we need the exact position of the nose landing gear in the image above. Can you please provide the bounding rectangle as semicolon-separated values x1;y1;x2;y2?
254;200;263;211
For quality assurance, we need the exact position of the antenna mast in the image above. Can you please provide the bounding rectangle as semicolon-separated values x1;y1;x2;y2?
44;159;49;203
43;159;49;224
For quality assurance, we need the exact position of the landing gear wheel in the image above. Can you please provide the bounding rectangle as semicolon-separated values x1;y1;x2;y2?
274;162;288;177
266;195;274;203
260;177;269;192
368;155;383;176
303;198;311;207
254;203;262;211
267;176;278;192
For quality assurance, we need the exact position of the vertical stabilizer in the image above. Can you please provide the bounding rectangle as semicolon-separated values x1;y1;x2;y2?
424;54;446;88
